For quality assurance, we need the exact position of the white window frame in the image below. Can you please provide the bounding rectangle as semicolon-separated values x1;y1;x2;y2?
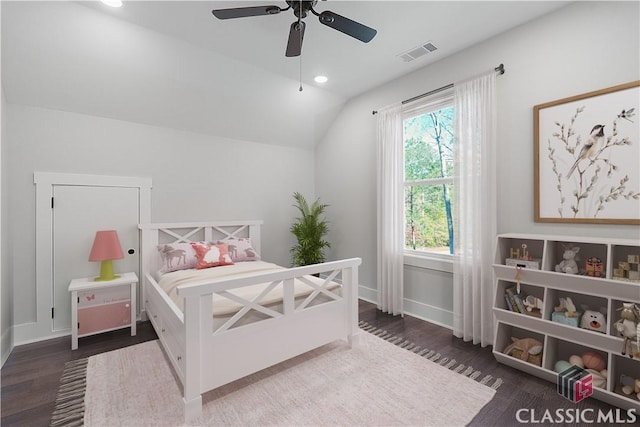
401;89;455;269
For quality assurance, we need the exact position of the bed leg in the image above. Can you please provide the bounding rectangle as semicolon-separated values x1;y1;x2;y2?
347;332;361;348
183;395;202;424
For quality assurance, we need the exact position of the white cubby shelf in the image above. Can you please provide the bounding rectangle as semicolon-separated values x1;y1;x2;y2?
492;233;640;411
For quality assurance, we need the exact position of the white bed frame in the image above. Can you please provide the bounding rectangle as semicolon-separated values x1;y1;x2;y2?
139;221;361;422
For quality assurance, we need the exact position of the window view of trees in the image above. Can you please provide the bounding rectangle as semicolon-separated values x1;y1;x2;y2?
404;105;455;254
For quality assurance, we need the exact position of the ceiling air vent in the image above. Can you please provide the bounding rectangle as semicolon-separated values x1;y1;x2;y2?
398;41;438;63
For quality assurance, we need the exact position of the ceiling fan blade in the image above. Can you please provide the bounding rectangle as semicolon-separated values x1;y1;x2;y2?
212;5;282;20
318;10;376;43
285;21;305;57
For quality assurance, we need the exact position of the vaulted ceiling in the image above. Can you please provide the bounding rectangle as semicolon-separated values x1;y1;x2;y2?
1;1;569;148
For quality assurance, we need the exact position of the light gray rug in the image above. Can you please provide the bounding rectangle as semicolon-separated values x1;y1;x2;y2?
55;324;499;426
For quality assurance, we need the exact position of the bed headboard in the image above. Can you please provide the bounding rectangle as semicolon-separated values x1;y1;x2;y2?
138;220;263;277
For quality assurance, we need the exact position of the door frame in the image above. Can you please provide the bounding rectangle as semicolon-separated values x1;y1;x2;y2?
21;172;152;344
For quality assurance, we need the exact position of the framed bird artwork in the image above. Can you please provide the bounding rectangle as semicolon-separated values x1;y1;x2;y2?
534;80;640;224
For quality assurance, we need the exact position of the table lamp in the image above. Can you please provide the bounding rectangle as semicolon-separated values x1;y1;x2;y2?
89;230;124;281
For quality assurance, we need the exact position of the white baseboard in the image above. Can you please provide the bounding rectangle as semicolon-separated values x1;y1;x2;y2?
1;327;14;368
403;298;453;330
358;286;453;330
358;285;378;304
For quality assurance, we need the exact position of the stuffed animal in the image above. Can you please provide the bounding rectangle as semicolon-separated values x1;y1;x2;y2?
635;322;640;358
582;351;606;371
503;337;543;361
614;303;640;357
523;295;543;312
555;245;580;274
556;353;608;388
620;374;640;400
580;308;607;333
585;369;607;389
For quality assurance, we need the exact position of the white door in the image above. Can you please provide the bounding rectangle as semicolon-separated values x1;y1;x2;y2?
52;185;140;331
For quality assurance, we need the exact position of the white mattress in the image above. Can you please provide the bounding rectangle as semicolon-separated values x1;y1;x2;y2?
156;261;340;318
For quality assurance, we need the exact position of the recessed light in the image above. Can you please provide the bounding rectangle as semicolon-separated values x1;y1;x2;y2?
101;0;123;7
314;75;328;84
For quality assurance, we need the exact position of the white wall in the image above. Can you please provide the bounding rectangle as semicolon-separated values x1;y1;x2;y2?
2;87;14;364
316;1;640;326
6;104;315;331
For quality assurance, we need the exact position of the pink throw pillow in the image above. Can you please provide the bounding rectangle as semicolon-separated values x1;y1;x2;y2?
190;242;235;269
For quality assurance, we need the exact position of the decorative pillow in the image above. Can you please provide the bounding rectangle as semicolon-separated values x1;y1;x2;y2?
156;242;199;273
216;238;260;262
191;242;235;269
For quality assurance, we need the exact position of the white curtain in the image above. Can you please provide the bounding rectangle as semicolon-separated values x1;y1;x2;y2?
453;70;497;346
376;104;404;316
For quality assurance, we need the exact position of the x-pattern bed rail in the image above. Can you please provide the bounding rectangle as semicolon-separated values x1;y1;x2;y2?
211;268;344;334
214;280;284;334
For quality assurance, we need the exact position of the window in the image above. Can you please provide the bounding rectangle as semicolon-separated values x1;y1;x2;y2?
403;92;455;255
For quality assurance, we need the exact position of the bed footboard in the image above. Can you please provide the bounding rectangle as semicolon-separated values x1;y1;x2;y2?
178;258;361;423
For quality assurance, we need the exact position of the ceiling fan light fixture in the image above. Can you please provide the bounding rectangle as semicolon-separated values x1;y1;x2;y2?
100;0;123;7
314;75;328;83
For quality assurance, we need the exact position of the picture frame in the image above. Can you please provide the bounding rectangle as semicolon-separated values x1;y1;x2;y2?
534;81;640;224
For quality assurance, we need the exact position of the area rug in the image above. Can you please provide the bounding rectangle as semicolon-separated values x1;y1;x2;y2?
52;322;500;426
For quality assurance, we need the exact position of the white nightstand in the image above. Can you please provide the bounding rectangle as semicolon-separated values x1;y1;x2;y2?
69;272;138;350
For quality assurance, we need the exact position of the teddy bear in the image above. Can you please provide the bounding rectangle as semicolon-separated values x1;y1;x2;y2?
580;307;607;334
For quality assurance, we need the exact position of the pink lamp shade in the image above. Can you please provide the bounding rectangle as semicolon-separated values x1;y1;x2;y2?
89;230;124;281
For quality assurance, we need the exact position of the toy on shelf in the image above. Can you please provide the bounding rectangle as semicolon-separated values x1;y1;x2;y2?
510;244;532;260
555;297;578;316
555;244;580;274
613;254;640;282
585;256;605;278
636;322;640;359
614;302;640;357
619;374;640;400
552;297;581;327
506;243;541;269
579;306;607;334
504;337;543;366
514;266;522;294
553;352;608;389
523;295;544;316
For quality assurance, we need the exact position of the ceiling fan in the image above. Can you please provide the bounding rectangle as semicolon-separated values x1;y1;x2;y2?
211;1;377;57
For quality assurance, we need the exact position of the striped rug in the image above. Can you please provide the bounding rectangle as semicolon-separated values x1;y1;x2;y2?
358;321;503;390
51;322;502;427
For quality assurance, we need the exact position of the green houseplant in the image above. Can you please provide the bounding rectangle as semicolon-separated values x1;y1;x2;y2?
290;192;330;266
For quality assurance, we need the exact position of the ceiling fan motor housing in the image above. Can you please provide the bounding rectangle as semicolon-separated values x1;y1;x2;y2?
286;0;318;19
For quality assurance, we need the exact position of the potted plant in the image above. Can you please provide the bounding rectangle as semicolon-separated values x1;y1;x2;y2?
290;192;330;267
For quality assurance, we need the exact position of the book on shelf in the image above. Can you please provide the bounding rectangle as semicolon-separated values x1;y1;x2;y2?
504;295;514;312
504;286;542;317
505;286;522;313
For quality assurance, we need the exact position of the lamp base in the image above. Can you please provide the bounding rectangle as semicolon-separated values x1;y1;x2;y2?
94;259;120;281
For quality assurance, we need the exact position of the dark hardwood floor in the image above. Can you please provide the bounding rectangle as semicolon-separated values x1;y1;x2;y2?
1;321;158;427
1;301;625;427
358;301;624;427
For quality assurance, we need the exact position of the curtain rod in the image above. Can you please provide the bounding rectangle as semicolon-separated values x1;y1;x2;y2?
372;63;504;115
